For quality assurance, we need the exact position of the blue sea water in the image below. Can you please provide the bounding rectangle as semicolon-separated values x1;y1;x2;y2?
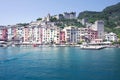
0;47;120;80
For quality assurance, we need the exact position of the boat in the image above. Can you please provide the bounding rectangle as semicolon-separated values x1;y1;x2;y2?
80;45;105;50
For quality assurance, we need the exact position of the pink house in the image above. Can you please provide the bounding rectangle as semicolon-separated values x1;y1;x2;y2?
23;27;29;42
1;28;8;41
0;26;8;41
88;29;98;41
60;31;65;44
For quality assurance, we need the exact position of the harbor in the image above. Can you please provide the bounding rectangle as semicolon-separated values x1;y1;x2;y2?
0;0;120;80
0;40;120;49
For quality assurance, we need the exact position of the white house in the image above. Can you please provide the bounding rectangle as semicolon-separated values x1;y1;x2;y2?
63;26;80;44
105;32;118;42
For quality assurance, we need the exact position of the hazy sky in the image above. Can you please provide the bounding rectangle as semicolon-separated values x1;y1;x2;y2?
0;0;120;25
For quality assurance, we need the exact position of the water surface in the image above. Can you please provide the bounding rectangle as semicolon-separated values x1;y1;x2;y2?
0;47;120;80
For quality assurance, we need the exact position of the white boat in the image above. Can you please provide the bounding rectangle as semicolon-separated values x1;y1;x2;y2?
80;45;105;50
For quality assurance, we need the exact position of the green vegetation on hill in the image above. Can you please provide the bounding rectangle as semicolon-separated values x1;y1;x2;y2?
36;18;42;21
57;19;83;28
78;11;102;23
17;23;29;26
78;2;120;35
50;17;84;28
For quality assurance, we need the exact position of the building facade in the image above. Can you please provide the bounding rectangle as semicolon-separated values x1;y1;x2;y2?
91;20;104;39
105;32;118;42
63;26;80;44
63;12;76;19
0;18;108;45
0;26;8;41
60;30;65;44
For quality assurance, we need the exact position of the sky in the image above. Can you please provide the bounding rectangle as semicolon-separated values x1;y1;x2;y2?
0;0;120;25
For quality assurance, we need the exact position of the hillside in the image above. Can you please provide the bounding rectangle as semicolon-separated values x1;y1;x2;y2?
50;18;84;28
78;2;120;35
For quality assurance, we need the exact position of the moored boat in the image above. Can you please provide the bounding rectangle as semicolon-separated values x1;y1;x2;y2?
80;45;105;50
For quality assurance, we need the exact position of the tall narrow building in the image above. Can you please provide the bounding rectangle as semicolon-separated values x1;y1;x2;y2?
91;20;104;40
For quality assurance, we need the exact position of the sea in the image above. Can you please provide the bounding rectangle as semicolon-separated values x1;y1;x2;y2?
0;47;120;80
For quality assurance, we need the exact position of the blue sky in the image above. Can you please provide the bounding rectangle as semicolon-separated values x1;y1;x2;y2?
0;0;120;25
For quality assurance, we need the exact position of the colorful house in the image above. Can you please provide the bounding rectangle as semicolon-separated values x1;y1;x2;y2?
0;26;8;41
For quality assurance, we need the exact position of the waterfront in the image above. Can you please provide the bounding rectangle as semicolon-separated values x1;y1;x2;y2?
0;47;120;80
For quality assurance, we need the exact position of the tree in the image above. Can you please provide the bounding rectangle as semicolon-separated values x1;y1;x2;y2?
17;23;29;26
37;18;42;21
118;39;120;44
50;17;57;22
77;41;84;44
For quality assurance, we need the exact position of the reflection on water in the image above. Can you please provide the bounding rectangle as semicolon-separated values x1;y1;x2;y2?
0;47;120;80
